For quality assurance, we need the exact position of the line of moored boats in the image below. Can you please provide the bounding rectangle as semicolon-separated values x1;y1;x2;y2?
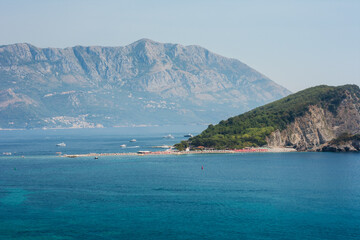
1;133;195;157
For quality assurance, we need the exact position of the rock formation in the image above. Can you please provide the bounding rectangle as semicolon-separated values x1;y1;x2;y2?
266;89;360;151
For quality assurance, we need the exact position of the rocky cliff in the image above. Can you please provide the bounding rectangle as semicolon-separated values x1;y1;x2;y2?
266;87;360;151
317;135;360;152
266;89;360;151
0;39;290;128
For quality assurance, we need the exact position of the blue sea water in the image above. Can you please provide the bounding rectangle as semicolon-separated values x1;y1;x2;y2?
0;128;360;239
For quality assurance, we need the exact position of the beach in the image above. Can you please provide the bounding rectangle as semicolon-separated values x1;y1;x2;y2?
63;147;296;158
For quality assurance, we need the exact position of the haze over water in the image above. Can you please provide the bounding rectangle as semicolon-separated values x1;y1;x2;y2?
0;128;359;239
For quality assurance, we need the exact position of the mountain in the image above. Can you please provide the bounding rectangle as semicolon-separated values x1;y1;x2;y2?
183;85;360;151
0;39;290;129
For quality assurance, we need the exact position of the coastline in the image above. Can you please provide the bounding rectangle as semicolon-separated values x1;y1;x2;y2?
63;147;297;158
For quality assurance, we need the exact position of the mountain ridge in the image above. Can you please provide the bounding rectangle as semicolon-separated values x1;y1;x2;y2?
0;39;290;129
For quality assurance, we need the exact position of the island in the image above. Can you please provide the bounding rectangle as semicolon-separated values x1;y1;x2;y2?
175;84;360;152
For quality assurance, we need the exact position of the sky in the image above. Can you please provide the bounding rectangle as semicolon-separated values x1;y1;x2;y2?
0;0;359;92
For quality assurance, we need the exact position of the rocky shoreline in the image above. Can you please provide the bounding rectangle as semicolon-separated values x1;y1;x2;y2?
316;140;360;152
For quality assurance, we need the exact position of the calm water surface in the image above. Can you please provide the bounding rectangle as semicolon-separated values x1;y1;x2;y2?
0;128;359;239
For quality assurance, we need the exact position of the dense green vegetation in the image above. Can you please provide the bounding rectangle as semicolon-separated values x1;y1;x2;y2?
175;141;189;151
176;85;359;150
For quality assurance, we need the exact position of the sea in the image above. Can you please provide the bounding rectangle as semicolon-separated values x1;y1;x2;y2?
0;127;359;240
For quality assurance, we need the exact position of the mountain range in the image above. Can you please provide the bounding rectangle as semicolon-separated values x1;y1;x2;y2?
0;39;290;129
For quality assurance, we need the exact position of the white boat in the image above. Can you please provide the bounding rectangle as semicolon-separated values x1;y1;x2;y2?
120;144;126;148
184;133;193;137
129;139;137;142
56;142;66;147
163;134;174;139
2;152;12;156
152;145;172;149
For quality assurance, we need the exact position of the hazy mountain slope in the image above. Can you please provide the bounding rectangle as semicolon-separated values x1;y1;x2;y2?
0;39;290;129
186;85;360;151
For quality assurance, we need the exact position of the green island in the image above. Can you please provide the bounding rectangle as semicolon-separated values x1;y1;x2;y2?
175;84;360;150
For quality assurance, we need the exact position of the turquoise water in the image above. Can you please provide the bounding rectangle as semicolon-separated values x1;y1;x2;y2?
0;129;360;239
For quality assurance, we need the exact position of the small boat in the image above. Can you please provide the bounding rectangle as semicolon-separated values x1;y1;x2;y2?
137;150;151;155
129;139;137;142
184;133;193;138
120;144;126;148
152;145;172;149
163;134;174;139
56;142;66;147
94;157;98;159
2;152;12;156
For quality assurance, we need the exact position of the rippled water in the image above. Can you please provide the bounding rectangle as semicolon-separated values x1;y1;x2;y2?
0;128;359;239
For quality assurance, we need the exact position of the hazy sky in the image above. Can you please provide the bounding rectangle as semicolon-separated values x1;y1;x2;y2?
0;0;359;92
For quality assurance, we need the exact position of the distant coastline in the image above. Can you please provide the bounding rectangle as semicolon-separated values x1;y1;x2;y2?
0;123;209;131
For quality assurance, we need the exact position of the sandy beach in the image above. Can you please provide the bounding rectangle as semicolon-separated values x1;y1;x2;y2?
62;147;296;158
